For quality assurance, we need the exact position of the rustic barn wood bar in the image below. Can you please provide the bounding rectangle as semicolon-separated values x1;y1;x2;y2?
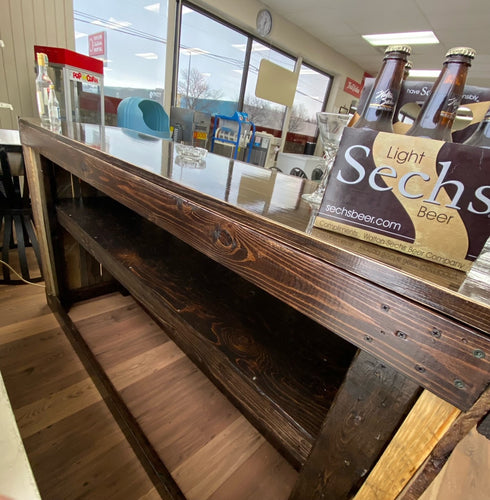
19;118;489;499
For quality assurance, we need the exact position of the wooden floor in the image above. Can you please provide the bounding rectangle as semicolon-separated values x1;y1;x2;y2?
0;282;162;499
0;249;297;500
1;247;489;500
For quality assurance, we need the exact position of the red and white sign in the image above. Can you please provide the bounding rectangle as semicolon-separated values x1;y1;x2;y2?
88;31;106;58
70;70;100;86
343;77;363;98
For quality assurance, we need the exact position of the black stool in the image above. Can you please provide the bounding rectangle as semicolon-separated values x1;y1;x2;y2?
0;146;43;284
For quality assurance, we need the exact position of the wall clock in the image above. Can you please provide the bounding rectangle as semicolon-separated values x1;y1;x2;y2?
256;9;272;37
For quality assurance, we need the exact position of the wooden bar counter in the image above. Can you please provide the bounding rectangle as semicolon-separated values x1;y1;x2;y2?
19;118;489;499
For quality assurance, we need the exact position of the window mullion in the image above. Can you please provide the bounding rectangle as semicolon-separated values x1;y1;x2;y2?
238;37;252;112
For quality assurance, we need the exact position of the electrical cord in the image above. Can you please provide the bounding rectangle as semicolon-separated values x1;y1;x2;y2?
0;258;45;287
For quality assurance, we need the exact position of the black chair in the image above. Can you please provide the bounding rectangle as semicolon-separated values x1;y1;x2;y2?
0;146;42;283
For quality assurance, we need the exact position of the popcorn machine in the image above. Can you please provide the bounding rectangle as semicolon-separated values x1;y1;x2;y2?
34;45;104;130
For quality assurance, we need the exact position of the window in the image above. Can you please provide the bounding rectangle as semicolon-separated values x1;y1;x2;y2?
177;7;247;114
177;3;333;149
242;41;295;130
74;0;168;104
289;64;332;137
73;1;333;149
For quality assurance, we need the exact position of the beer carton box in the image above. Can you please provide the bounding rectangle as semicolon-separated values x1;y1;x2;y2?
313;126;490;271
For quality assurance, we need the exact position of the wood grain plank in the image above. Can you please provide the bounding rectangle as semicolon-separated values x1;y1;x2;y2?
173;416;265;500
14;377;102;438
107;342;186;389
21;147;59;296
116;356;240;472
24;402;162;500
0;328;89;408
290;350;421;500
0;313;58;344
0;285;48;309
72;300;172;366
208;441;297;500
68;291;135;322
353;390;460;500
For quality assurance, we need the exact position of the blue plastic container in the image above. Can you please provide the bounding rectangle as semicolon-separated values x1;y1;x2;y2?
117;97;171;139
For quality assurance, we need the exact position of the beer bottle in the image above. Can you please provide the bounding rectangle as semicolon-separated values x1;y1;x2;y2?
463;107;490;149
406;47;476;141
403;60;413;80
353;45;411;133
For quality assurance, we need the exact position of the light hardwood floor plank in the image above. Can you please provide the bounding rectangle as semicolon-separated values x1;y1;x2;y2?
71;292;298;500
0;282;170;499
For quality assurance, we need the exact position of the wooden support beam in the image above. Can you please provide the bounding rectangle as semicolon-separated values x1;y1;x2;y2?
289;350;420;500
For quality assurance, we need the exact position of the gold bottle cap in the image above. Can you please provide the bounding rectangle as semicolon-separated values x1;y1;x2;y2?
385;45;412;55
446;47;476;58
37;52;48;66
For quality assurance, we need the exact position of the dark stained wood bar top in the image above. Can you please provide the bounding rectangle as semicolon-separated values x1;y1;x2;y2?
18;117;490;499
18;119;488;333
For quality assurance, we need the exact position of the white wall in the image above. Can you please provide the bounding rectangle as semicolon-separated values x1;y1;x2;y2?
192;0;366;112
0;0;75;130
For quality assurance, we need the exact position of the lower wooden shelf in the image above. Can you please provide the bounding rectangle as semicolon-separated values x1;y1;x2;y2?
56;197;357;467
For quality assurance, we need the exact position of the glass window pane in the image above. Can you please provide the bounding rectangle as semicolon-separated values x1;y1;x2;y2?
177;7;247;114
74;0;168;105
73;0;168;125
243;42;295;131
288;64;332;139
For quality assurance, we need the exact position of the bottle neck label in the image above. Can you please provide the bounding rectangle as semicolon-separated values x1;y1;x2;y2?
367;89;396;111
439;95;462;120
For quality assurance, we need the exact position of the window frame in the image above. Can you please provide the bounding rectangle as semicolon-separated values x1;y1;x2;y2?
174;0;333;140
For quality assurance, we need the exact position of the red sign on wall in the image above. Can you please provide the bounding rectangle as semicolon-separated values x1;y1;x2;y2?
343;77;362;98
88;31;106;58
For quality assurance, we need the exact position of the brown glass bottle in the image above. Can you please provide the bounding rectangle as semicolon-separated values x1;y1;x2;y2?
353;45;411;133
403;60;413;80
406;47;476;142
463;107;490;149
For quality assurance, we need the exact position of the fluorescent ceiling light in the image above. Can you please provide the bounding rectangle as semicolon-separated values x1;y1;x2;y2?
409;69;440;78
232;44;269;52
300;69;317;75
91;17;131;29
180;48;209;56
144;3;160;13
75;31;88;39
135;52;158;60
362;31;439;46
